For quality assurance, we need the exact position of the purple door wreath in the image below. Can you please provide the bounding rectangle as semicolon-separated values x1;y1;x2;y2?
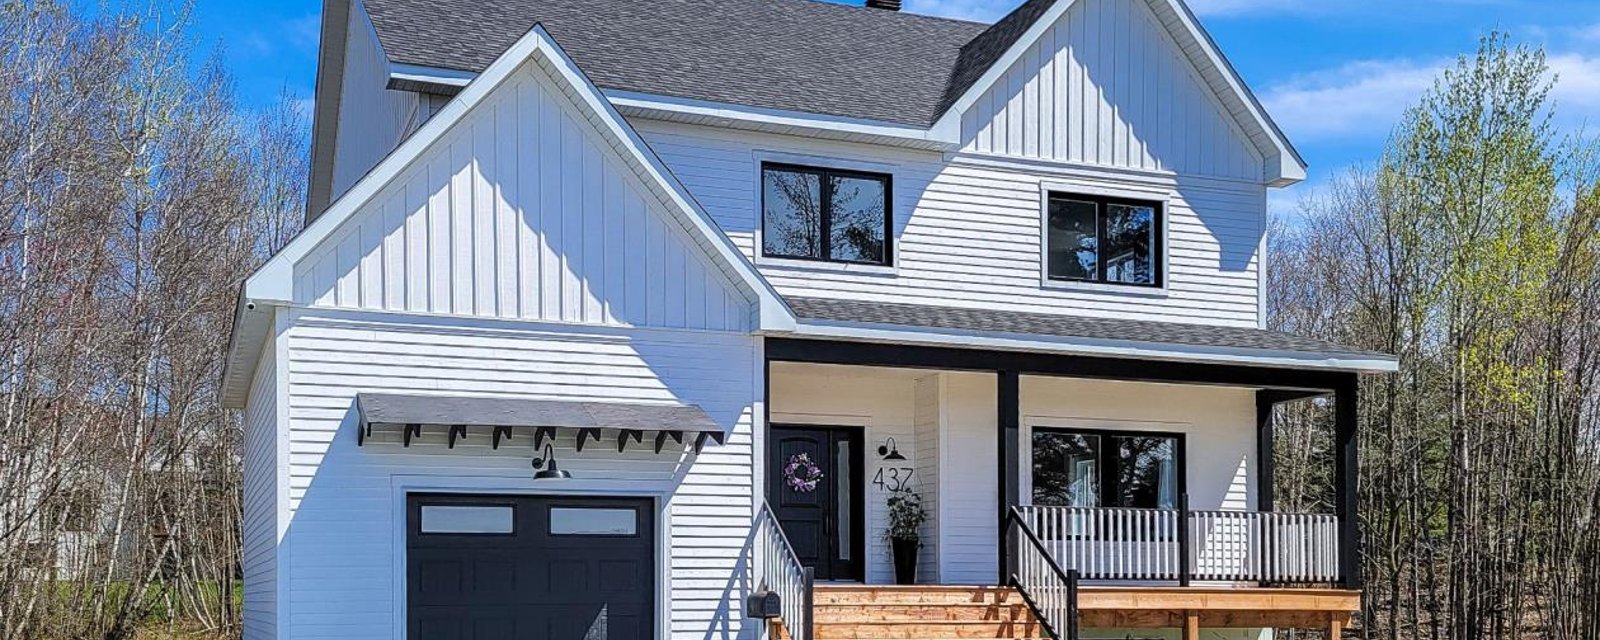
784;453;825;493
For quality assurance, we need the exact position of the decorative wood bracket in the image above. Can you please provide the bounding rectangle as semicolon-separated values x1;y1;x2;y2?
448;424;467;449
534;426;557;451
492;426;513;450
693;430;725;454
576;428;602;452
654;430;683;454
403;423;421;447
617;429;644;453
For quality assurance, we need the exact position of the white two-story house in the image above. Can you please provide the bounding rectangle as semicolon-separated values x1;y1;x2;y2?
222;0;1397;638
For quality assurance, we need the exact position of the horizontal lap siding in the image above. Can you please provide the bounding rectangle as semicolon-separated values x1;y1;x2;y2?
934;373;999;584
242;337;278;639
281;311;758;639
962;0;1262;182
300;64;751;332
639;122;1264;326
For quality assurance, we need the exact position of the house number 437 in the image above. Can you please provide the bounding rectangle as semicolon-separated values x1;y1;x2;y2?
872;467;915;492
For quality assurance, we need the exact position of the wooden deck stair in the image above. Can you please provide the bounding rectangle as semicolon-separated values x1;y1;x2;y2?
812;585;1047;640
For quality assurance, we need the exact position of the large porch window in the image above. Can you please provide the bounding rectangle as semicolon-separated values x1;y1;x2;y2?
1031;429;1182;509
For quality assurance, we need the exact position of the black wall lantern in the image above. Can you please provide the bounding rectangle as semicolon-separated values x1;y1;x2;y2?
878;437;906;461
531;443;572;480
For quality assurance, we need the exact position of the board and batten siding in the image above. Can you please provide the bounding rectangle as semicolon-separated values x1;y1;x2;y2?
241;333;279;640
278;308;760;639
637;121;1266;327
299;59;753;332
330;1;426;202
961;0;1263;182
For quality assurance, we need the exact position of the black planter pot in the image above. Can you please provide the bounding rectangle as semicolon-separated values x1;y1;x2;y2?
891;538;919;585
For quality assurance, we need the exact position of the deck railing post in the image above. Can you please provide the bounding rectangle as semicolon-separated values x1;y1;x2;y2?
802;566;814;640
1178;494;1192;587
1066;568;1081;640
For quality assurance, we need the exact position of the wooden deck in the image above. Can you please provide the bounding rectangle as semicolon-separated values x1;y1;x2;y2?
808;585;1358;639
1079;585;1358;634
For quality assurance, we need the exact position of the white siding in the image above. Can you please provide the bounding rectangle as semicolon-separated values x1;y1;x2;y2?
961;0;1263;182
241;334;279;639
638;121;1265;326
934;373;1000;585
911;375;941;584
279;308;759;639
330;1;425;201
298;63;752;332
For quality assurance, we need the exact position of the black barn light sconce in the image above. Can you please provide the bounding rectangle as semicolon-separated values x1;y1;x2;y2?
878;437;906;461
531;443;572;480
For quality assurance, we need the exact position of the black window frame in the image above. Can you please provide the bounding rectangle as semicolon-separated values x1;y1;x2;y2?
760;162;894;266
1045;192;1164;288
1030;426;1187;510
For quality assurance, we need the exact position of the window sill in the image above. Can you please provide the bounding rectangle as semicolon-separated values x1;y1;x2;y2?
755;255;898;277
1041;279;1170;298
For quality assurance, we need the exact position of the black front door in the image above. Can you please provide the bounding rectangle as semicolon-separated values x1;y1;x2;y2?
407;494;655;639
767;425;864;581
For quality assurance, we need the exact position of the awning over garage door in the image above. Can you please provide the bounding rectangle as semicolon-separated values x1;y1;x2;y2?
354;392;725;452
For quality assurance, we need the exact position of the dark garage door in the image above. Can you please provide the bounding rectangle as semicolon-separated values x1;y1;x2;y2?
407;494;655;640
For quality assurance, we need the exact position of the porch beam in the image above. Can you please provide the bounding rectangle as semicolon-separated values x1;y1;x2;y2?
765;338;1352;391
997;369;1021;583
1333;375;1361;590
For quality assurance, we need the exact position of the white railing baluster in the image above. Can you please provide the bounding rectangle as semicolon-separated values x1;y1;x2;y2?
1024;505;1342;585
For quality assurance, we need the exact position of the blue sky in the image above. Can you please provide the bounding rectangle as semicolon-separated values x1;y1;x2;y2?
200;0;1600;214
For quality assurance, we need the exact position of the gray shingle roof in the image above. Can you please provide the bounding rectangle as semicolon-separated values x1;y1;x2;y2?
363;0;1046;127
786;297;1396;362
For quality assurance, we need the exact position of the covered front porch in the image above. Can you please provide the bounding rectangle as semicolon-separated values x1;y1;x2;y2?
759;336;1364;638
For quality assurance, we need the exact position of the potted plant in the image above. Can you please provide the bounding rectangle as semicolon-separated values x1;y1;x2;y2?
884;488;926;585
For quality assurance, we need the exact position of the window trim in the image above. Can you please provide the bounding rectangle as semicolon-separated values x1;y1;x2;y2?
1042;190;1166;289
1030;426;1187;509
760;162;893;267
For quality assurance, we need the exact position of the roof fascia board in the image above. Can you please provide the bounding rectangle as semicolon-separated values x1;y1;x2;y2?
1158;0;1306;185
388;62;472;90
784;320;1400;374
306;0;355;221
604;90;957;148
244;24;794;331
377;63;960;148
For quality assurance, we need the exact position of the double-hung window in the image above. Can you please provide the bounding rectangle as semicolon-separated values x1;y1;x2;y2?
1046;193;1162;286
1031;428;1183;509
761;163;892;266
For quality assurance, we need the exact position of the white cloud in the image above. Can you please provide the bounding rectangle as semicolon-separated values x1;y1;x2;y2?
1259;59;1442;142
1260;50;1600;144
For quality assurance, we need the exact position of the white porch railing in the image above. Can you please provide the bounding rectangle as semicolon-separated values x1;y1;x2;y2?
1014;501;1342;584
754;502;813;640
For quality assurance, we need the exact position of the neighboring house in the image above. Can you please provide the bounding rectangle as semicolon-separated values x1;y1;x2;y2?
222;0;1398;638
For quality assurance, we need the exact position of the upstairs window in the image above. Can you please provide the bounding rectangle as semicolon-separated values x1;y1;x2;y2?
1046;193;1162;287
762;163;891;266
